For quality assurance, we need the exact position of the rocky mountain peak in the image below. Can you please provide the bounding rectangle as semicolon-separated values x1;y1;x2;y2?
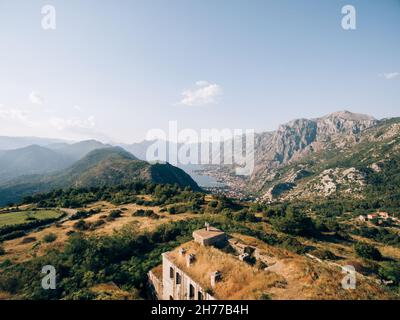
319;110;375;122
251;111;378;185
316;110;377;136
262;111;376;163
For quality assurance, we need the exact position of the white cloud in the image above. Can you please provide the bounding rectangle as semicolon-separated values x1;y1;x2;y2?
0;104;37;126
73;105;83;112
180;81;222;106
29;91;44;105
50;116;95;130
195;80;210;87
0;102;104;140
380;72;400;80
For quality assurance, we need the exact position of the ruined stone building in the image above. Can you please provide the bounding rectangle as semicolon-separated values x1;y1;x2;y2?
147;225;279;300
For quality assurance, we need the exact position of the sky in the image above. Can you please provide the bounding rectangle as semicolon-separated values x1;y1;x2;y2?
0;0;399;143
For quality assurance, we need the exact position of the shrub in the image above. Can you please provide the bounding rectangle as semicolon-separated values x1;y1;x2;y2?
271;210;317;237
354;242;382;261
259;293;271;300
0;259;11;268
106;210;122;221
280;236;308;254
109;210;122;218
351;226;400;247
43;233;57;243
168;206;176;214
245;213;258;222
378;262;400;285
133;209;145;217
208;200;218;208
315;218;340;232
89;219;105;230
0;245;5;256
69;208;101;221
172;204;188;214
133;209;159;219
135;199;144;205
73;220;90;231
69;210;91;220
232;210;248;222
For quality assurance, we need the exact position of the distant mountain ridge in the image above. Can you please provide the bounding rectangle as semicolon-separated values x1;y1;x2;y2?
0;140;111;183
0;145;73;183
0;136;69;150
0;147;200;206
47;140;111;161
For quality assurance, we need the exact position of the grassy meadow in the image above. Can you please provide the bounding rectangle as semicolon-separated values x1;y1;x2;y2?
0;210;63;228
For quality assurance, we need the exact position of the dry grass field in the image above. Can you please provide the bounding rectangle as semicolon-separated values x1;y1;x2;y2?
225;234;392;300
0;200;199;264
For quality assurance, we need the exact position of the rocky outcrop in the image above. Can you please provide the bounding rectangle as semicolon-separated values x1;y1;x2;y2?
250;111;377;189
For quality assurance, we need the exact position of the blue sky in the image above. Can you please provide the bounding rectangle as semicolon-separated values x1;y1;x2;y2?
0;0;399;143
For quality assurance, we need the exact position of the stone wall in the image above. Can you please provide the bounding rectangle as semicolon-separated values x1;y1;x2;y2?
161;253;215;300
148;270;163;299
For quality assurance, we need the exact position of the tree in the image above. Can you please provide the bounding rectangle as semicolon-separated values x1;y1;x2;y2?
73;219;89;231
354;242;382;261
271;209;317;237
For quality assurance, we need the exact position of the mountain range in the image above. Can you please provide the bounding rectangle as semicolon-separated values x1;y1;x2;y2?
251;110;378;189
197;110;400;204
0;136;68;150
256;115;400;202
0;110;399;206
0;140;110;183
0;146;200;206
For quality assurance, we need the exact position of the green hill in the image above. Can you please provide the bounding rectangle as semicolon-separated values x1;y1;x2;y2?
0;147;200;206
